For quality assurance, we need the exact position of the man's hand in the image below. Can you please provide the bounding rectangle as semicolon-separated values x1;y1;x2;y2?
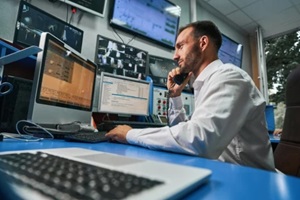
167;67;192;97
105;125;132;143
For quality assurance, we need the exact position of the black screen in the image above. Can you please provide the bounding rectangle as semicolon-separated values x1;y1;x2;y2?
148;55;177;87
95;35;148;80
14;1;83;53
110;0;181;49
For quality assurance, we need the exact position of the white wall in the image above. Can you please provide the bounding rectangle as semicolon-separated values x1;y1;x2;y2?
0;0;251;75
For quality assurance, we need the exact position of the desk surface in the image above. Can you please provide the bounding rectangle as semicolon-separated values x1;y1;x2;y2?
1;139;299;200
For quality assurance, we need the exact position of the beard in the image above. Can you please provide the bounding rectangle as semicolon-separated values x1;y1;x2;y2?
180;42;202;74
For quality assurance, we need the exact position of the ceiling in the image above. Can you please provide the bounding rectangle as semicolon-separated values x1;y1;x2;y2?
198;0;300;39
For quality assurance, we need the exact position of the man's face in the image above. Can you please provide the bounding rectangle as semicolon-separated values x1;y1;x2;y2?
173;27;202;74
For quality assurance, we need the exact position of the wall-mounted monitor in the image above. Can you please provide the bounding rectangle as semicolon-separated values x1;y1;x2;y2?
218;34;243;68
95;34;148;79
14;1;83;52
59;0;107;18
96;72;151;116
109;0;181;49
148;55;177;87
27;32;96;126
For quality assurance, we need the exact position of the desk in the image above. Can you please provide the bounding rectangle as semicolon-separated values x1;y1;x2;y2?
1;139;299;200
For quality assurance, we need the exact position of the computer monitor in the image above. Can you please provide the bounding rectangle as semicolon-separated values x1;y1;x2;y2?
109;0;181;49
148;55;177;87
14;1;83;52
218;34;243;68
95;35;148;79
96;72;151;116
27;32;97;126
58;0;108;18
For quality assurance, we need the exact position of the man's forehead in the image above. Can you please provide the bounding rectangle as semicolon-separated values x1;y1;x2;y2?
177;27;193;42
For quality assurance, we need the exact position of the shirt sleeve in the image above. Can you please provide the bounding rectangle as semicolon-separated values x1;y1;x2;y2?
127;67;260;159
168;96;188;126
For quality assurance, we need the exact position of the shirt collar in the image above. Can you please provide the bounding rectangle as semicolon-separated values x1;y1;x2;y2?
192;59;223;90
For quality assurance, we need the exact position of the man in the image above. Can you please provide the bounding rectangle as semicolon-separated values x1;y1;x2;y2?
106;21;275;171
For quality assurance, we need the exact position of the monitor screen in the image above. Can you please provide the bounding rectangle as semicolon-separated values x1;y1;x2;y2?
14;1;84;52
59;0;108;17
95;34;148;79
96;72;150;116
218;34;243;67
109;0;181;49
27;32;96;125
148;55;177;87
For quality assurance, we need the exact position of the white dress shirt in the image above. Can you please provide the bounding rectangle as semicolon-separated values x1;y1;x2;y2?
127;60;275;171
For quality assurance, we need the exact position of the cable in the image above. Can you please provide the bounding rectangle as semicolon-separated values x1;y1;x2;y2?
0;133;43;142
166;90;170;126
69;7;77;24
112;28;125;44
12;120;55;141
0;81;13;96
127;36;136;45
66;4;69;22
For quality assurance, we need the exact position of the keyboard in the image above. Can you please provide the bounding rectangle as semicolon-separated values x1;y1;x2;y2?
64;131;108;143
98;120;166;131
0;151;163;200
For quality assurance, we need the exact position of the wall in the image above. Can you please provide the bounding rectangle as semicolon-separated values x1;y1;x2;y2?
0;0;251;75
195;3;252;75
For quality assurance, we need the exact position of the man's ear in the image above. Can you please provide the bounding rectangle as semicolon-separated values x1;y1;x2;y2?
199;35;209;51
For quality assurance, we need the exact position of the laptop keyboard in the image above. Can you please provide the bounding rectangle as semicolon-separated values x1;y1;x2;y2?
64;132;108;143
0;152;163;200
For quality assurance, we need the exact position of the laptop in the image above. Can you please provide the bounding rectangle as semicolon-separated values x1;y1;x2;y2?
0;147;211;200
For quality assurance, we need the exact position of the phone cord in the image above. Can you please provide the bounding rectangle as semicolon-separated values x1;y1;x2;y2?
167;90;170;126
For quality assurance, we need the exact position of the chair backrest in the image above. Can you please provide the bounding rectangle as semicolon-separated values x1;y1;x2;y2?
274;66;300;177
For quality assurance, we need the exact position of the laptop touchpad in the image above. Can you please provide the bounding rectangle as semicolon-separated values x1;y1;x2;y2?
76;153;143;166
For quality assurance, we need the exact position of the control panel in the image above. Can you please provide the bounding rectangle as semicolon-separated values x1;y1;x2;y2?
152;86;194;117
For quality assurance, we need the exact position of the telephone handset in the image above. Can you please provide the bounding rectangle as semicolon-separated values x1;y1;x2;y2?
173;73;188;85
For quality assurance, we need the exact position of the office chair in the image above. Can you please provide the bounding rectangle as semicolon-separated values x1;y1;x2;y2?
274;66;300;177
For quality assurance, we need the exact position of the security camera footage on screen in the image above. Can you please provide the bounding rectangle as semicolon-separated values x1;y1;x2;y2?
14;1;83;52
148;55;177;87
95;35;148;79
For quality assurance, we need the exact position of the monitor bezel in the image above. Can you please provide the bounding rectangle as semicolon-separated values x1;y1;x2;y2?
27;32;97;125
97;72;151;116
13;1;84;53
59;0;108;18
109;0;181;50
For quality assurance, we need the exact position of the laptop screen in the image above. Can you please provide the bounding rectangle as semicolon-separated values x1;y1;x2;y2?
27;33;96;125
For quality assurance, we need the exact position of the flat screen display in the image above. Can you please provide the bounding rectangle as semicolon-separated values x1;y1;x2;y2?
97;72;150;116
14;1;83;52
59;0;107;17
95;34;148;79
148;55;177;87
218;34;243;67
110;0;181;49
27;32;96;125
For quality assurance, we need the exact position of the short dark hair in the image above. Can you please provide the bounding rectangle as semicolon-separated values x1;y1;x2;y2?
178;20;222;51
